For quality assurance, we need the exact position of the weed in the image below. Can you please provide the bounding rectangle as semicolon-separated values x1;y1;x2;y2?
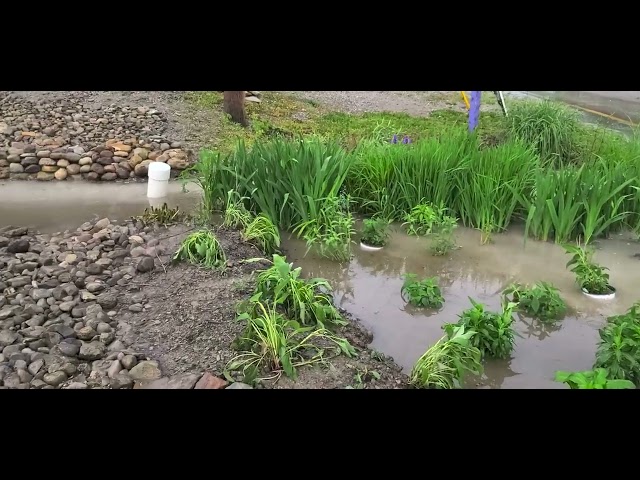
349;365;381;389
242;214;281;254
254;254;346;329
410;325;483;389
173;230;226;269
445;299;517;359
401;274;445;309
555;368;635;389
503;282;567;322
361;217;391;247
594;302;640;385
563;242;612;295
222;190;253;229
227;298;356;381
138;203;182;226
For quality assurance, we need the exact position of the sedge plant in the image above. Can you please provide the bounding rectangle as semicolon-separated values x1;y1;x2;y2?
242;214;281;254
173;230;226;270
563;242;612;295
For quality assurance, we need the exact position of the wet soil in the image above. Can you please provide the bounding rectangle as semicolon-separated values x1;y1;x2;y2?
282;224;640;389
121;224;407;389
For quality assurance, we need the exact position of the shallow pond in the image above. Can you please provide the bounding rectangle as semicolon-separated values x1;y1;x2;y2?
282;225;640;389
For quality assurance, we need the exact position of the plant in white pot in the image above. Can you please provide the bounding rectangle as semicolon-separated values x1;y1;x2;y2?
360;217;391;251
563;242;615;299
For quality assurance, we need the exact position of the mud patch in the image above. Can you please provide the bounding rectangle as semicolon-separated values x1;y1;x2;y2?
122;225;408;389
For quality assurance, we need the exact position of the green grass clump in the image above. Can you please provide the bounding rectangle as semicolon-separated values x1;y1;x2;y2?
508;99;581;164
410;325;483;389
242;214;281;254
173;230;226;269
555;368;635;389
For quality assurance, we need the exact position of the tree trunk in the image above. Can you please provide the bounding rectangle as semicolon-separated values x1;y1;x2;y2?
223;91;248;127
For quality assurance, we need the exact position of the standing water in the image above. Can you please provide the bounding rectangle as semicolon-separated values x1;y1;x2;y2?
282;226;640;389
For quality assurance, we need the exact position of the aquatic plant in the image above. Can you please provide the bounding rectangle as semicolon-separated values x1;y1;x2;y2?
429;214;458;256
361;217;391;247
253;254;346;329
594;302;640;386
444;299;517;359
138;203;182;226
173;230;226;270
227;297;356;382
503;281;567;322
195;138;354;230
401;274;445;309
242;214;281;254
410;325;483;389
563;242;612;295
293;195;355;262
555;368;635;389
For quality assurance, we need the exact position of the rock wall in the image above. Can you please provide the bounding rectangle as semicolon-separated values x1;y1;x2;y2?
0;94;194;182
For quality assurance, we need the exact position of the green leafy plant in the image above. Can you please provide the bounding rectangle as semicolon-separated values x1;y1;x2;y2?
222;189;253;229
401;274;445;309
594;302;640;385
254;254;346;329
361;217;391;247
563;242;612;295
402;203;442;236
138;203;182;226
410;325;483;389
293;195;355;262
173;230;226;269
430;214;458;256
242;214;281;254
555;368;635;389
444;298;517;359
227;298;356;381
503;282;567;322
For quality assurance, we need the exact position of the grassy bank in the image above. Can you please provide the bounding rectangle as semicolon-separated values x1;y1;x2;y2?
184;91;507;153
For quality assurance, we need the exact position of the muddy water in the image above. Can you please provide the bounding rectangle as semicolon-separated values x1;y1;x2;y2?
283;226;640;389
0;181;202;234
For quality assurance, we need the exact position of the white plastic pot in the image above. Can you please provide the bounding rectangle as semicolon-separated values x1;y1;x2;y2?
360;242;383;252
582;286;616;300
147;162;171;198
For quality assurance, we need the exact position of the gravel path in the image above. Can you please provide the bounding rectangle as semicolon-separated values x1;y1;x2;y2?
286;91;468;115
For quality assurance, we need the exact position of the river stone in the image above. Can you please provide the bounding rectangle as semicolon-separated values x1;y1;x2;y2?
129;360;162;381
43;371;68;387
136;373;201;389
0;331;19;347
79;341;106;361
121;354;137;370
226;382;253;389
194;372;228;389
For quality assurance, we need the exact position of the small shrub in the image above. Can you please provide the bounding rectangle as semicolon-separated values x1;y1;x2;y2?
444;299;517;359
401;274;445;309
361;217;391;247
410;325;483;389
503;281;567;322
242;214;281;254
555;368;635;389
173;230;226;269
254;254;346;329
594;302;640;385
563;243;612;294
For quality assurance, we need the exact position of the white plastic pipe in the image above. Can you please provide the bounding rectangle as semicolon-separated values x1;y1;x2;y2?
147;162;171;198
